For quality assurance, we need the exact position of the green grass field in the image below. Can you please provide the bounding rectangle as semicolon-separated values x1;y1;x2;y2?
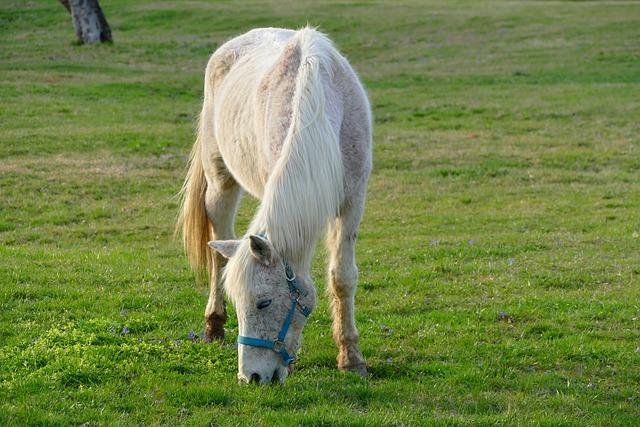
1;0;639;425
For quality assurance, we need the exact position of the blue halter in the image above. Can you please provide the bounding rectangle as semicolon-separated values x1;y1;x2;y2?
237;261;312;366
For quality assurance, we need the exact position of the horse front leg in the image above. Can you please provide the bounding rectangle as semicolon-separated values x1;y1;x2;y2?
326;200;368;376
204;250;229;341
203;176;242;341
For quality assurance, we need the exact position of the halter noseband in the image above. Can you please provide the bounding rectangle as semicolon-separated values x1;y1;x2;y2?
236;255;312;366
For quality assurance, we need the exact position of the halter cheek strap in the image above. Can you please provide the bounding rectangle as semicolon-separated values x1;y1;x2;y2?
237;261;312;366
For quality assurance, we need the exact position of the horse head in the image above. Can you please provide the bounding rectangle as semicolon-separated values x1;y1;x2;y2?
209;234;317;384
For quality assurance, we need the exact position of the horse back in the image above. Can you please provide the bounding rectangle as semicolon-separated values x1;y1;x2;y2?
204;28;371;201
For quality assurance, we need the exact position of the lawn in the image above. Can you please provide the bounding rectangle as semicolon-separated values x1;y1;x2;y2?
1;0;639;425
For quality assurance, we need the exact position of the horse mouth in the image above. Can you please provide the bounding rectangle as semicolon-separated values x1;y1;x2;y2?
238;367;287;385
271;369;280;384
271;366;289;384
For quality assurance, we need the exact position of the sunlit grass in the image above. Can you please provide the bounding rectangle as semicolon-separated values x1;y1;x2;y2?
1;0;639;425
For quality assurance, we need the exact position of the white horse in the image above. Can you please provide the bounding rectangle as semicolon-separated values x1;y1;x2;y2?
177;27;372;384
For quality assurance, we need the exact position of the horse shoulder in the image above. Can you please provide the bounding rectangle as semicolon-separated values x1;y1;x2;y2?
257;39;303;164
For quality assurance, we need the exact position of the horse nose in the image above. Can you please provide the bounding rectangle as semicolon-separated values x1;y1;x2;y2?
249;373;261;384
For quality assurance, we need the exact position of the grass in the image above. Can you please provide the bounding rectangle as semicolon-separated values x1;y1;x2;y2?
1;0;639;425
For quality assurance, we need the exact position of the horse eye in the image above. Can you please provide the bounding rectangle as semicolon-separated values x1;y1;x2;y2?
256;299;272;310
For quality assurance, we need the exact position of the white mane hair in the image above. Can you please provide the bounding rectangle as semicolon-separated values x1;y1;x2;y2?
223;28;345;302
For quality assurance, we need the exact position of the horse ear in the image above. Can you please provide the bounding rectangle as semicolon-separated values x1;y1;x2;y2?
249;234;272;266
208;240;240;259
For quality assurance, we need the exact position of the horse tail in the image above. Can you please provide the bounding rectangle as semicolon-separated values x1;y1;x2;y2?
252;27;345;255
176;84;212;279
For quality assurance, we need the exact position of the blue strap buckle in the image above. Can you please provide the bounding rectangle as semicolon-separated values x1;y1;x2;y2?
272;339;285;353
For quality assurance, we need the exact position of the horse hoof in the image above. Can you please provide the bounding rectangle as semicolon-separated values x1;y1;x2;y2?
340;363;368;377
204;313;227;342
204;324;225;342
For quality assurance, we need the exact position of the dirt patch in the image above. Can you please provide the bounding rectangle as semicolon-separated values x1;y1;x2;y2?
0;152;183;179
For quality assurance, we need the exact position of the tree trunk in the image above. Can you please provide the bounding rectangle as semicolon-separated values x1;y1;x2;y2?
60;0;112;44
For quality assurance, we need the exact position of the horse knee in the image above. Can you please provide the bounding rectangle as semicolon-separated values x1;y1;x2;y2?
204;182;240;236
204;189;225;224
330;264;358;298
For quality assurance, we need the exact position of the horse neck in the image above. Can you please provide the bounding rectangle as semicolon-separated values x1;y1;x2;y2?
245;30;343;277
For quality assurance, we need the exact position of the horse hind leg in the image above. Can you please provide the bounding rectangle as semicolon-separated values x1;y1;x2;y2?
203;157;242;341
326;193;368;376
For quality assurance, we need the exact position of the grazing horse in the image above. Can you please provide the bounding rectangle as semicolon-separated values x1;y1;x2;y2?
177;27;372;384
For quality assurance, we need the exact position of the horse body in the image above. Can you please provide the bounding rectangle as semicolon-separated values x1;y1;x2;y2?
178;27;372;383
209;29;297;199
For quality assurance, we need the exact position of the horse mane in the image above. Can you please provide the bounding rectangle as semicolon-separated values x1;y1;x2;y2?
223;27;344;300
249;27;344;266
